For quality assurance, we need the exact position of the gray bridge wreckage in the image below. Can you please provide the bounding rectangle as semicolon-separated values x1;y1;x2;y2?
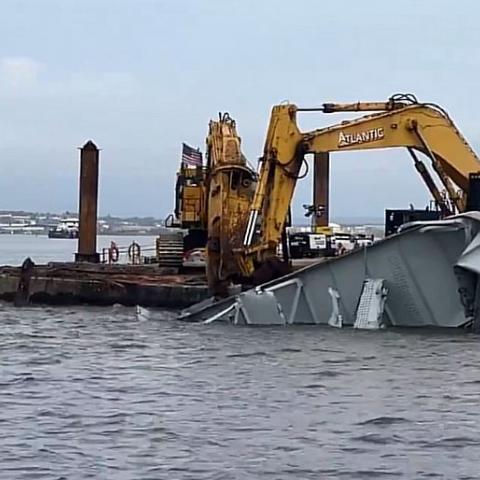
179;213;480;330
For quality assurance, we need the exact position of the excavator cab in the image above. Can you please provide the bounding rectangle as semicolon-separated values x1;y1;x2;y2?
173;165;207;229
159;164;208;269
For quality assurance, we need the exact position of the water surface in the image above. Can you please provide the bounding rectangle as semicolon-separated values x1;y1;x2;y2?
0;234;157;266
1;237;479;479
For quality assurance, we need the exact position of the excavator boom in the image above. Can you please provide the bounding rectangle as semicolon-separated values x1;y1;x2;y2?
239;95;480;279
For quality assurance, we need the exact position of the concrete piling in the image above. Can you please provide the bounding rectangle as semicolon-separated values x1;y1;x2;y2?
75;141;100;263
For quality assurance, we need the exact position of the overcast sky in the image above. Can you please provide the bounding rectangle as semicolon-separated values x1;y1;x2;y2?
1;0;479;220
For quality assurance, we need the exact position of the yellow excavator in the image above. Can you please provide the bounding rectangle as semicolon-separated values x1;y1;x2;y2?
204;113;257;296
162;114;256;295
216;94;480;290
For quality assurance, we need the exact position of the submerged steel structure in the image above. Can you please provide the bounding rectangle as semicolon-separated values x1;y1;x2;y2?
180;213;480;329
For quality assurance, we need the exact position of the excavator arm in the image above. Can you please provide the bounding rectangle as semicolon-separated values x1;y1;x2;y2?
205;113;257;296
239;95;480;278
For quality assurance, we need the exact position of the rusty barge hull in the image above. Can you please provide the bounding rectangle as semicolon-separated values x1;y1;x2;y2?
0;263;208;308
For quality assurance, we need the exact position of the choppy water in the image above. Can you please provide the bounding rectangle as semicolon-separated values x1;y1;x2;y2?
2;236;480;478
1;304;480;479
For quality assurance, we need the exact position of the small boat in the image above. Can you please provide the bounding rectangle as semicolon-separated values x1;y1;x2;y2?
48;219;79;239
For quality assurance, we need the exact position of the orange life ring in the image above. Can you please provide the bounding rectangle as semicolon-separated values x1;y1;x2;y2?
108;242;119;263
128;242;141;264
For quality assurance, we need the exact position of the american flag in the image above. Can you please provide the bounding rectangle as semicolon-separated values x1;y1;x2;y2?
182;143;203;166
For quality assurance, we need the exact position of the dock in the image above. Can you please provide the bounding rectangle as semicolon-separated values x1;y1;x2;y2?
0;262;208;308
0;141;210;309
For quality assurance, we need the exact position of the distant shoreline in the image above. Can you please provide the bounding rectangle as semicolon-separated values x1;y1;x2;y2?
0;233;160;237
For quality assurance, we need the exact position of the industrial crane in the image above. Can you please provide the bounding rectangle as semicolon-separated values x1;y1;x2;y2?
204;113;257;295
230;94;480;285
161;114;256;291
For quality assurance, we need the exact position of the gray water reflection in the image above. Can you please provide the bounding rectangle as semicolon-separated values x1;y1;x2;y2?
1;304;479;479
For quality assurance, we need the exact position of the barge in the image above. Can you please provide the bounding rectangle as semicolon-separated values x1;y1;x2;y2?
1;262;208;308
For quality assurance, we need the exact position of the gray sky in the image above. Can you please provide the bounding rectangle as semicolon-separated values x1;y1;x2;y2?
1;0;479;220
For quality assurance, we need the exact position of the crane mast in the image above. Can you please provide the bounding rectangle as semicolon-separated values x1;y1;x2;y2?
205;113;257;296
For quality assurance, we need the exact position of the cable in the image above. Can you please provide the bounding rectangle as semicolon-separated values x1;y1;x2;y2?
389;92;453;124
279;155;309;180
389;93;419;105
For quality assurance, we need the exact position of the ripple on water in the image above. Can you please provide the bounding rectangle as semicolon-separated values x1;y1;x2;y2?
312;369;345;378
0;305;479;479
226;351;268;358
352;433;405;445
356;416;411;426
416;436;480;449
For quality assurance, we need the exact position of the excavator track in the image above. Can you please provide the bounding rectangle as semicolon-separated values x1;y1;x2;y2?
156;231;184;268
